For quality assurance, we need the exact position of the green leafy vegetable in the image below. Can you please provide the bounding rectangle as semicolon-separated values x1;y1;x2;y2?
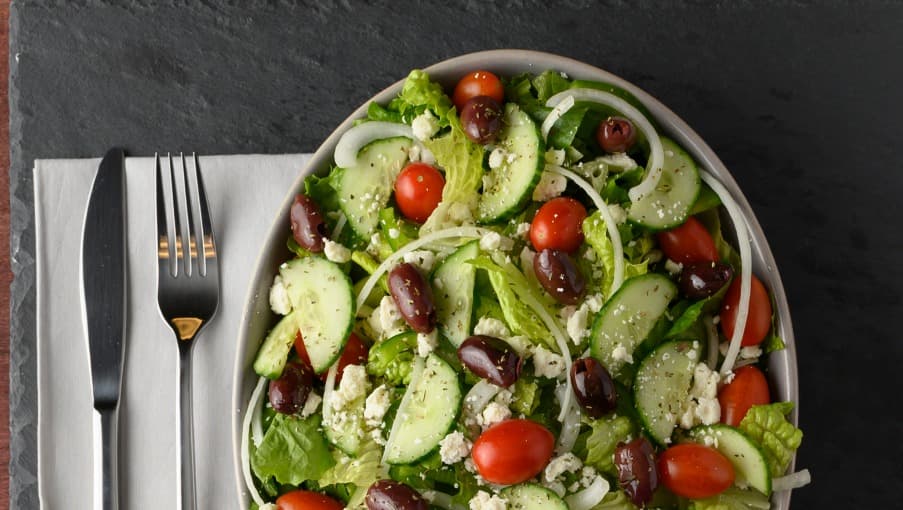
688;182;722;215
583;415;634;477
367;332;416;386
582;211;650;299
688;487;771;510
468;255;555;349
738;402;803;478
393;69;453;126
318;438;386;507
591;490;639;510
251;414;335;487
695;209;740;270
510;377;541;416
388;451;479;506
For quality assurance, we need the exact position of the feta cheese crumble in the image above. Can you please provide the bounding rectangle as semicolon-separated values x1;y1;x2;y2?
488;147;508;169
403;249;437;272
611;343;633;364
331;364;369;411
532;346;566;379
678;361;722;429
439;431;472;465
474;317;511;338
268;274;292;315
481;401;512;428
363;384;391;426
300;391;322;418
469;490;508;510
480;231;513;252
532;171;568;201
417;329;438;358
367;296;406;341
412;110;439;141
323;239;351;263
544;452;583;482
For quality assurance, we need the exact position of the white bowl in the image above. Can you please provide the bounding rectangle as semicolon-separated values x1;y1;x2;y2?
231;49;799;509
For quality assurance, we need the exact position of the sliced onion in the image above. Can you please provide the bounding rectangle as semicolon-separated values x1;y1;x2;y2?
463;379;502;423
564;476;610;510
331;212;347;240
334;121;417;168
772;469;812;491
422;490;467;510
700;171;752;376
516;289;574;421
382;356;426;464
240;376;269;507
355;226;496;311
703;315;719;371
545;88;663;203
321;363;339;425
554;383;581;454
541;95;575;140
550;166;624;294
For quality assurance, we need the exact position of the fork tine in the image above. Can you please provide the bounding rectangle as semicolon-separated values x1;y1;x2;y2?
156;153;176;277
179;152;200;278
169;152;192;277
192;153;218;277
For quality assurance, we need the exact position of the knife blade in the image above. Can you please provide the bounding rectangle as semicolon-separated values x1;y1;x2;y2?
81;147;127;510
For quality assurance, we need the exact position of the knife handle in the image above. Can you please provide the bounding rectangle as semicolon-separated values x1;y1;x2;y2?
93;407;119;510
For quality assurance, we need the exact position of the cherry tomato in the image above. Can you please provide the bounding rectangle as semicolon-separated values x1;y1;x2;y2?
656;216;719;264
295;332;368;382
530;197;587;253
719;365;771;426
471;419;554;485
452;70;505;112
394;163;445;223
276;489;344;510
720;274;773;347
658;444;735;499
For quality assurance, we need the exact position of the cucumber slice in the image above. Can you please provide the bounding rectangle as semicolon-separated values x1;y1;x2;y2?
432;240;479;347
324;397;366;456
256;257;355;375
627;137;700;230
383;354;461;464
478;103;544;223
252;311;302;379
337;136;411;238
499;483;568;510
687;424;772;496
633;340;698;446
589;274;678;378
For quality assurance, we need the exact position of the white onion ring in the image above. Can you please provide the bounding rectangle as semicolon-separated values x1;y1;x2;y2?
545;88;663;203
564;476;611;510
772;469;812;491
240;377;269;507
541;95;575;140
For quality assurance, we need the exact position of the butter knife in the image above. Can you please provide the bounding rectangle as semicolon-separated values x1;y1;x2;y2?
81;148;127;510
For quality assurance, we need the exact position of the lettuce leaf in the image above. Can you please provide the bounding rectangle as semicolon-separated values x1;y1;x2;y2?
738;402;803;478
591;490;639;510
388;450;480;506
688;486;771;510
394;69;453;126
583;415;635;477
250;414;335;487
318;438;387;507
468;255;556;350
582;211;650;299
510;376;541;416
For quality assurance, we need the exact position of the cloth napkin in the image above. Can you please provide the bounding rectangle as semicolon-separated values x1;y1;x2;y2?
34;153;311;509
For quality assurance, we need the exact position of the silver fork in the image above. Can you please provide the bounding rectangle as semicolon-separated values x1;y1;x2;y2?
155;153;220;510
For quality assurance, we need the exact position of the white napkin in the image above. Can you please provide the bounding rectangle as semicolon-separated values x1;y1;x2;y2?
34;154;310;509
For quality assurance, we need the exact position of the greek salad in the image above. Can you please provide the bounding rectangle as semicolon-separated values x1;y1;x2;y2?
241;69;809;510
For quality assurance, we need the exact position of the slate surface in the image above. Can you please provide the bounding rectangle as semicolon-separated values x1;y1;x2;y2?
9;1;903;508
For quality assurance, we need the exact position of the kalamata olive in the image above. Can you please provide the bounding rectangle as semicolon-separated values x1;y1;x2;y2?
460;95;503;144
387;262;436;333
679;261;733;299
458;335;522;387
570;358;617;418
268;361;313;414
365;480;429;510
596;116;637;153
615;437;659;507
290;194;328;252
533;248;586;305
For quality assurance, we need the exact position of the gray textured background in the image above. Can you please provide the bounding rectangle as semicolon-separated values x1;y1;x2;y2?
9;1;903;508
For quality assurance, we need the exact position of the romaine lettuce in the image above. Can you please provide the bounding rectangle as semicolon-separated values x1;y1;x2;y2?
250;414;335;488
583;415;634;477
689;487;771;510
738;402;803;478
582;211;649;299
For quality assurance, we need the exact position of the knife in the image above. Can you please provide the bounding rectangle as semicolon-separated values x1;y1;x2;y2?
81;148;127;510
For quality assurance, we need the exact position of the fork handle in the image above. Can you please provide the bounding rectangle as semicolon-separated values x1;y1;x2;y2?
178;342;197;510
93;406;119;510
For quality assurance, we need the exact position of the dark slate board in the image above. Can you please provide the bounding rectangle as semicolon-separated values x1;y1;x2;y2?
9;1;903;508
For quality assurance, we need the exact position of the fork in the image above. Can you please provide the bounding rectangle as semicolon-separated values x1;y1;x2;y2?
156;153;220;510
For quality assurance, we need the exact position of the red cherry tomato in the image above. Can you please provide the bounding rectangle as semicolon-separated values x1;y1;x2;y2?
720;274;773;347
658;444;735;499
719;365;771;426
471;419;554;485
656;216;719;264
530;197;587;253
276;489;344;510
295;332;368;382
394;163;445;223
452;70;505;112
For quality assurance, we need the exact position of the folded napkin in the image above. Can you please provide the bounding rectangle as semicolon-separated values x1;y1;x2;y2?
34;153;310;509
